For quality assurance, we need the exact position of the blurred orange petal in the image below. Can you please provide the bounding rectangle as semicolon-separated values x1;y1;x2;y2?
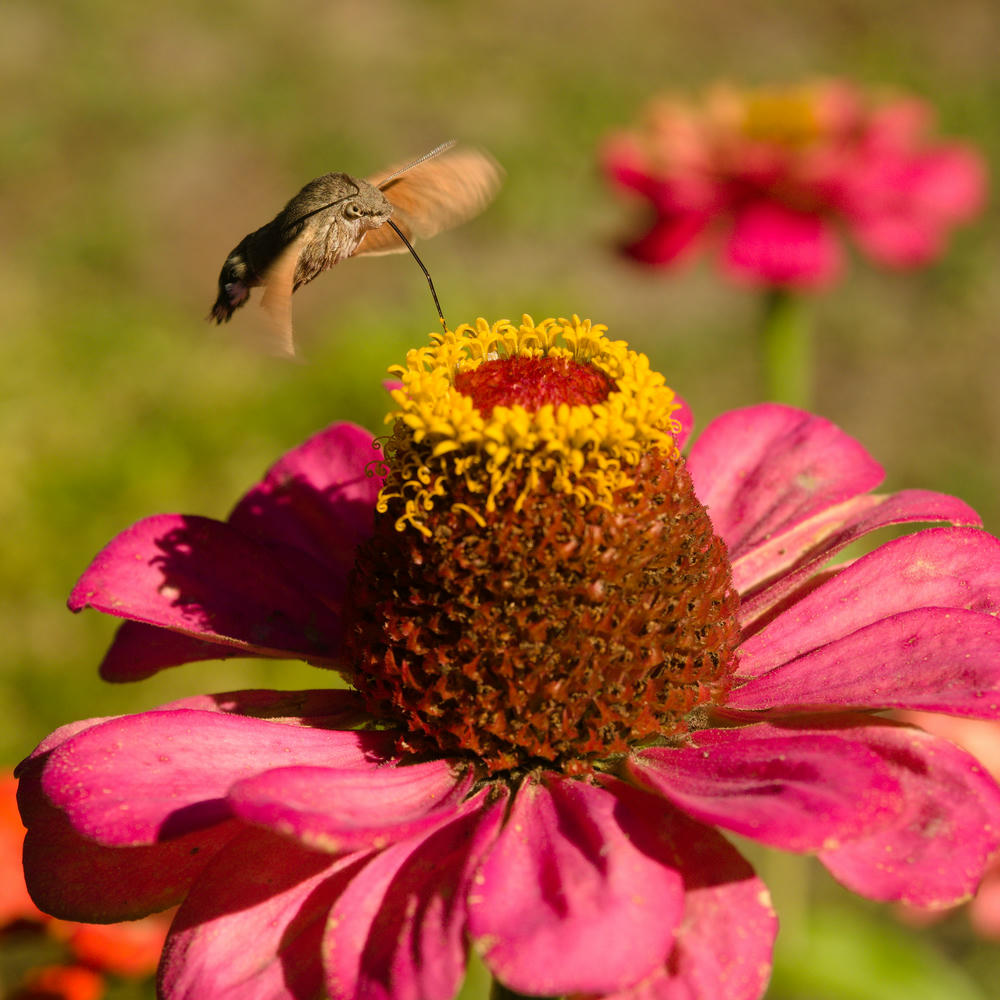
0;775;44;925
13;964;105;1000
58;914;170;976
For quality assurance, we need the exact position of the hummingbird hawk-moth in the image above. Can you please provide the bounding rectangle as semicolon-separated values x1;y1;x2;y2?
208;141;502;354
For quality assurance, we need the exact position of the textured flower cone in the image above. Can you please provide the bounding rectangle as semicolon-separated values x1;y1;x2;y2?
18;315;1000;1000
347;318;739;774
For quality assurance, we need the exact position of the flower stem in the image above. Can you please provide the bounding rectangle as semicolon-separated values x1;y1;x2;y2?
758;288;812;408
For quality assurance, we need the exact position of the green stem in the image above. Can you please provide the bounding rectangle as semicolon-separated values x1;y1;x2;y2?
758;288;812;409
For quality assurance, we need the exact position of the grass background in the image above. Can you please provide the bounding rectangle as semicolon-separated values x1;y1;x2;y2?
1;0;998;997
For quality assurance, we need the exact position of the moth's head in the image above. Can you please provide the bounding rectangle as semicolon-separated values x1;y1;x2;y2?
343;181;393;226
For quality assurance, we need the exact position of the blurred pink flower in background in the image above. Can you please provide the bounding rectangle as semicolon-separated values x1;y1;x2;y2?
15;318;1000;999
602;80;986;288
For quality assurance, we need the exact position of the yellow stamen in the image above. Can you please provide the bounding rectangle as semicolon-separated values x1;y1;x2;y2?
377;315;681;534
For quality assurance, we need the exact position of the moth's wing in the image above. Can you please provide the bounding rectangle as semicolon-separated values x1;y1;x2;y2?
259;233;308;357
354;147;504;257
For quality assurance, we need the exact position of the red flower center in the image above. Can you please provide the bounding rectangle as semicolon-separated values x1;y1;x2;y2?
454;355;615;411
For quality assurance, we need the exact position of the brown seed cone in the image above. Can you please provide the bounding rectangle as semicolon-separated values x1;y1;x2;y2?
345;447;740;775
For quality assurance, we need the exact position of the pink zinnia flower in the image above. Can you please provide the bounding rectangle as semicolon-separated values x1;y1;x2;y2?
603;80;986;288
18;317;1000;999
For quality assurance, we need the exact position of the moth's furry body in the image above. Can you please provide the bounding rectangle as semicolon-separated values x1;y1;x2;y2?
207;143;503;353
210;175;392;324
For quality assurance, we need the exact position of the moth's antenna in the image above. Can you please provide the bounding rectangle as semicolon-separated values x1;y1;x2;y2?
378;140;457;192
387;220;447;332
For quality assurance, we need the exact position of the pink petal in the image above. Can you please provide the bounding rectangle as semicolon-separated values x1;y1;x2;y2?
737;526;1000;677
601;136;720;213
721;201;843;289
160;828;351;1000
629;723;902;852
158;687;369;725
322;789;506;1000
734;488;981;625
845;145;986;267
468;777;684;996
18;752;241;922
817;720;1000;907
623;214;711;267
848;211;944;268
896;712;1000;777
907;145;987;223
227;762;472;853
228;421;382;603
39;709;397;845
69;514;344;663
593;795;776;1000
228;422;381;544
99;620;258;681
730;607;1000;717
863;98;933;150
685;404;883;559
16;718;116;773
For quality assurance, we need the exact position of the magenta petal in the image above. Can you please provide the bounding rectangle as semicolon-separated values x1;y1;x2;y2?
846;145;986;267
229;422;381;548
722;201;843;288
732;487;981;607
40;710;397;845
629;723;902;852
158;687;369;725
907;144;987;222
322;789;506;1000
595;795;776;1000
468;777;684;996
737;526;1000;677
730;607;1000;717
602;137;718;214
848;210;944;268
624;213;710;267
227;761;472;853
19;750;241;921
685;404;883;560
160;828;351;1000
228;422;382;608
69;513;344;661
817;721;1000;907
99;620;258;681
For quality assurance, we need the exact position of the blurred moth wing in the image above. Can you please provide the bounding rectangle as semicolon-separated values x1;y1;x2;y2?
259;232;308;357
353;145;505;256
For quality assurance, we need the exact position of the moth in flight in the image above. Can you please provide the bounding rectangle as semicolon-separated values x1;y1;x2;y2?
209;141;503;354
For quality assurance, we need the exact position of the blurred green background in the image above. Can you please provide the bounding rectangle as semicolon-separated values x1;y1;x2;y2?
2;0;998;997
